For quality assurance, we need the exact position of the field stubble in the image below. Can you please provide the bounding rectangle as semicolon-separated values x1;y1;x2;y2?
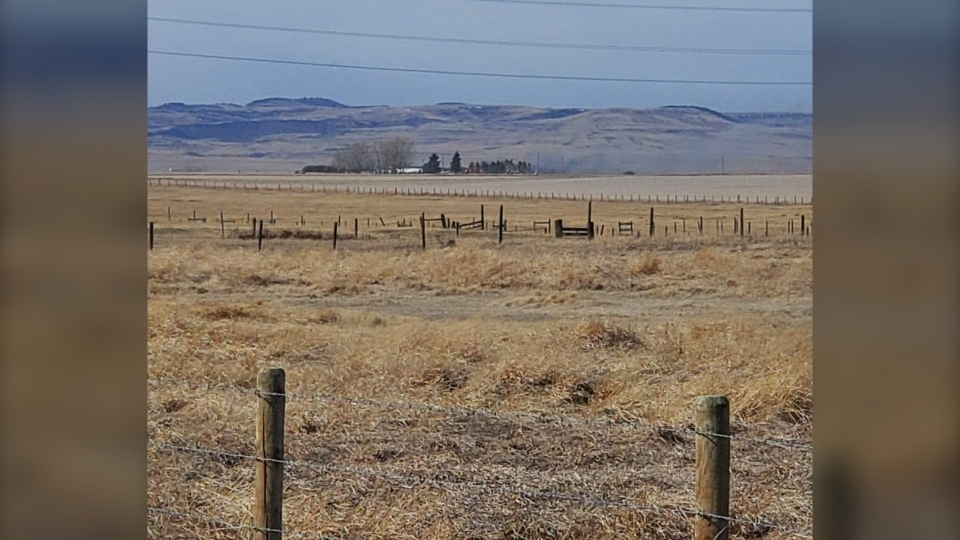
148;186;812;539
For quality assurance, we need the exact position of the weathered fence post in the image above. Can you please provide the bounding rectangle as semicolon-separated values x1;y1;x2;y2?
220;212;225;238
498;205;504;245
801;214;806;235
695;395;730;540
257;220;264;252
649;208;655;237
255;368;285;540
354;218;359;239
587;200;592;227
740;208;744;237
252;217;257;236
420;213;427;250
149;222;154;251
167;207;171;221
481;205;485;230
333;222;338;249
554;219;563;238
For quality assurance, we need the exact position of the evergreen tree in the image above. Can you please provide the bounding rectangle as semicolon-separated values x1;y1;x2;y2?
450;151;462;173
423;153;441;174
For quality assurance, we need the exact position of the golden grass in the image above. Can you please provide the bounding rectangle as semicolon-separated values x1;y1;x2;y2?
148;186;812;539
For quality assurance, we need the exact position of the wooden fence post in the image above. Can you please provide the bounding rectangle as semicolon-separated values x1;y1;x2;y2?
498;205;504;245
695;395;730;540
255;368;285;540
354;218;358;239
649;207;655;237
257;220;264;252
587;200;592;227
333;222;338;249
149;222;154;251
220;212;225;238
481;205;485;230
740;208;744;237
801;214;806;235
554;219;563;238
420;213;427;250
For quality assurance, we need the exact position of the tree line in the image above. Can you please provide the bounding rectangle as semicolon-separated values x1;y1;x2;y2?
329;137;416;173
304;138;534;174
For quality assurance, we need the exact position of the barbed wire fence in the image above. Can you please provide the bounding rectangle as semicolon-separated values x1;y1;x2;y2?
147;371;813;539
146;176;813;206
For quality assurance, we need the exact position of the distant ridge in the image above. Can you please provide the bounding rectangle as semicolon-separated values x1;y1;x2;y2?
245;97;348;108
148;98;811;174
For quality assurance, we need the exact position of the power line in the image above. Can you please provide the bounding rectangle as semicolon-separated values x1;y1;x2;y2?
460;0;812;12
148;16;811;56
148;50;812;86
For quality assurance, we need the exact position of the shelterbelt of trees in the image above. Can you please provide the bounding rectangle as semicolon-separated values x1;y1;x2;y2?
304;139;535;174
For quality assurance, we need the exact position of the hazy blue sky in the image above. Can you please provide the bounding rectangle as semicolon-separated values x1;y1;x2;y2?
148;0;811;112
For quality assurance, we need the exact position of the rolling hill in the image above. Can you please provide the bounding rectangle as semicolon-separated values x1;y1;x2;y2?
148;98;811;174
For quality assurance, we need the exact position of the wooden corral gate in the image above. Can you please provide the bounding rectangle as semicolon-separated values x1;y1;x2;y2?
533;220;551;234
422;214;449;228
618;221;633;235
554;219;595;239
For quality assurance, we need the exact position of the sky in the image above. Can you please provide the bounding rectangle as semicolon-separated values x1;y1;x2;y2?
147;0;812;112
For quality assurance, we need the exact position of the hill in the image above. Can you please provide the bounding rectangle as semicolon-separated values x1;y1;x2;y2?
147;98;811;174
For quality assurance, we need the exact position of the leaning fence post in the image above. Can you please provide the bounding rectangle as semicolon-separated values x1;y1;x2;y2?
694;395;730;540
255;368;285;540
220;211;225;238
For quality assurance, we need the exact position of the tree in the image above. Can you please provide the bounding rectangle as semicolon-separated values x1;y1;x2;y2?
375;137;415;172
450;151;462;173
423;153;441;174
345;141;373;171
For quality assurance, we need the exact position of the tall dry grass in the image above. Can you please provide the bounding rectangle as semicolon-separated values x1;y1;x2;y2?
148;188;812;539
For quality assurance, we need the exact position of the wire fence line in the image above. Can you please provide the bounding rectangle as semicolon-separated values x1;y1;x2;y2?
149;443;812;538
146;177;813;206
148;506;341;540
148;376;812;452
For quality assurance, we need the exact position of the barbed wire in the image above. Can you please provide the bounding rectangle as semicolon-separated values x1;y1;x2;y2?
146;177;813;206
150;442;812;538
148;377;812;452
148;506;343;540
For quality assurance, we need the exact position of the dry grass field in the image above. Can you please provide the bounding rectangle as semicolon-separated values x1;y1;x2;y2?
147;183;813;539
